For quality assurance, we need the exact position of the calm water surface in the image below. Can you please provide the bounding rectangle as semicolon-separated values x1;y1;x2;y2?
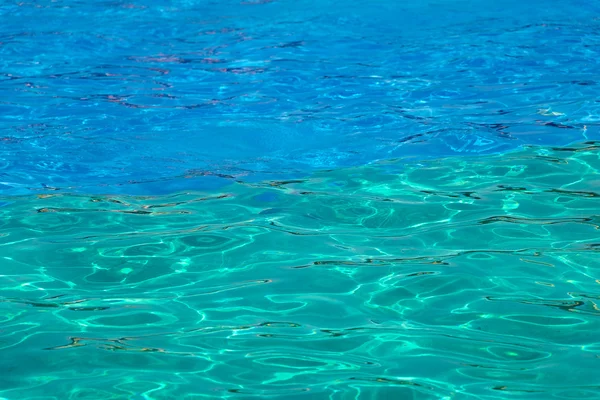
1;0;600;399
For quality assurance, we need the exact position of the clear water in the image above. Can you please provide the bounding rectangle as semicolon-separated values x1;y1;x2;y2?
1;0;600;399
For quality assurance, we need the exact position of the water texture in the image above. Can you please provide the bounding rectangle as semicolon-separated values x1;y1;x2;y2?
2;143;600;399
1;0;600;399
1;0;600;194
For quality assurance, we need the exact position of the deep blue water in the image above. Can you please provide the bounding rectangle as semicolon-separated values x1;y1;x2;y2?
2;0;599;195
1;1;600;399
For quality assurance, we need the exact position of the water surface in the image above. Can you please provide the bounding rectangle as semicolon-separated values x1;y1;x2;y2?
1;0;600;399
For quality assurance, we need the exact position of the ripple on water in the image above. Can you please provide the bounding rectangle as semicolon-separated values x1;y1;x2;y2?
1;142;599;398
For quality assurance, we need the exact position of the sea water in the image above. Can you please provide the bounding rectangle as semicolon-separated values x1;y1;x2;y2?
1;0;599;399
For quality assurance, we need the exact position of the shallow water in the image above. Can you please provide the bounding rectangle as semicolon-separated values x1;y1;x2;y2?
2;142;600;399
1;0;600;399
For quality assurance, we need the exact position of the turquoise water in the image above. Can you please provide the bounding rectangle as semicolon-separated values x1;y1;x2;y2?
2;143;600;399
2;0;600;398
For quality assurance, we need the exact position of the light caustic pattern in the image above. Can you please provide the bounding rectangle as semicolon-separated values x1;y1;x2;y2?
2;0;600;398
1;142;599;399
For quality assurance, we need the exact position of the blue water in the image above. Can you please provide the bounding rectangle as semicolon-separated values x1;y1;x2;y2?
1;0;600;399
2;0;599;195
